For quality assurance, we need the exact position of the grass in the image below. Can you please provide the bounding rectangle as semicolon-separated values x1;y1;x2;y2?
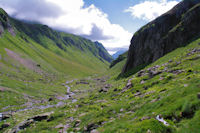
29;37;199;133
1;7;200;133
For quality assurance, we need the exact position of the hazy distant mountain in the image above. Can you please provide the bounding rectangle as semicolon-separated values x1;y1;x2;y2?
112;49;127;59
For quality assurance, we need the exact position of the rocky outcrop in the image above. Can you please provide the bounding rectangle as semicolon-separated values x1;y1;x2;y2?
0;8;15;35
123;0;200;73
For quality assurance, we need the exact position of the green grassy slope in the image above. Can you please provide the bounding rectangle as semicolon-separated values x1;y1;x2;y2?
0;8;111;116
67;37;200;133
3;31;199;133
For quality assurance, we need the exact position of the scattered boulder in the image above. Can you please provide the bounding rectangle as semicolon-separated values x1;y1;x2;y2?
0;123;10;130
0;113;12;121
148;70;162;78
74;120;81;127
85;123;99;132
137;70;146;77
151;98;159;103
0;88;6;92
140;116;150;121
55;124;64;129
140;80;145;84
197;93;200;99
91;129;99;133
76;81;89;85
122;78;133;91
120;108;124;112
99;87;108;93
104;84;112;89
113;88;118;92
184;84;188;87
11;119;34;133
147;129;152;133
30;112;51;121
48;97;54;101
187;48;200;56
134;92;141;97
168;69;184;75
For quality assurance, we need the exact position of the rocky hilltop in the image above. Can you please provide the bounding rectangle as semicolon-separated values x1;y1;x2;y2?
123;0;200;73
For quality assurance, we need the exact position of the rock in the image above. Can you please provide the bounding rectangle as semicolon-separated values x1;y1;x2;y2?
184;84;188;87
140;116;150;121
99;88;108;93
123;79;133;91
104;84;112;89
1;113;12;120
17;119;34;131
48;97;54;101
197;93;200;99
168;60;173;63
140;80;145;84
74;128;81;131
0;87;6;92
137;70;146;77
113;88;118;92
134;92;141;97
147;129;152;133
143;86;148;90
120;108;124;112
76;81;89;85
31;112;52;121
0;123;10;130
55;124;64;129
91;129;99;133
159;76;164;80
85;123;99;132
151;98;159;103
122;0;200;73
74;120;81;127
149;70;162;78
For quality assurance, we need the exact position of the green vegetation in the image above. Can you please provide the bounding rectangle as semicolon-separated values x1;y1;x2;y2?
110;51;127;68
0;7;200;133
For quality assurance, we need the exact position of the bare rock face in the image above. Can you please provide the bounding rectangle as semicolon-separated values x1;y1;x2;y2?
0;8;15;36
122;0;200;73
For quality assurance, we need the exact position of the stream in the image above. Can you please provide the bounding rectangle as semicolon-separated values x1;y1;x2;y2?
1;80;77;116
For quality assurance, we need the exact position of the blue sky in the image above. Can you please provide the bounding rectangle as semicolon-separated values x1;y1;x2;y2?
84;0;147;33
0;0;180;54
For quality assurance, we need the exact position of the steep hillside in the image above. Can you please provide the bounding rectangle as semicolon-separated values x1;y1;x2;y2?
94;41;113;63
0;8;110;124
0;8;111;77
123;0;200;73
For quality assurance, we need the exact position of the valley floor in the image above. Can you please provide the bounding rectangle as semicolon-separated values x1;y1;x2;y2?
1;39;200;133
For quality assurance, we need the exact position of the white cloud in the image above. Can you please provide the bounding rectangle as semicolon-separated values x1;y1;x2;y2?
0;0;132;52
125;0;180;21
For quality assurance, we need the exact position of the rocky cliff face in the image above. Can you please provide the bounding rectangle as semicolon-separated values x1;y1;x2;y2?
122;0;200;73
0;8;15;35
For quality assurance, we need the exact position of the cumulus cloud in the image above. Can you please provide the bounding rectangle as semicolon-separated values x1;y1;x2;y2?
125;0;180;21
0;0;63;20
0;0;132;52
